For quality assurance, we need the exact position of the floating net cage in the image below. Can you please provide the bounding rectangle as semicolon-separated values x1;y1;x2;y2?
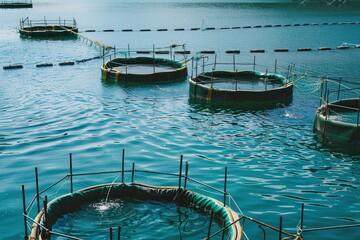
21;152;304;240
101;46;188;84
189;54;294;108
19;17;78;38
0;0;32;8
313;77;360;153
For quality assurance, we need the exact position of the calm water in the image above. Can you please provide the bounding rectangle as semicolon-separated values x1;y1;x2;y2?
1;1;360;239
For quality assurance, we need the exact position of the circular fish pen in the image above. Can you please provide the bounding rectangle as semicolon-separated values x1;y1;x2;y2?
189;70;293;106
314;98;360;149
21;152;303;240
101;57;187;83
19;17;78;38
29;183;242;240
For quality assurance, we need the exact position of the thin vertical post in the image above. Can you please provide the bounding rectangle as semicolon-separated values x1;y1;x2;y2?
286;64;290;80
324;79;328;102
102;47;105;65
178;155;183;189
196;59;198;76
235;70;238;91
300;203;304;230
202;57;205;72
114;45;116;58
184;162;189;189
109;227;113;240
355;97;360;152
35;167;40;212
128;44;130;58
117;226;121;240
69;153;73;193
278;216;283;240
214;54;217;70
132;162;135;182
153;44;156;74
125;54;128;75
319;78;324;106
274;59;277;74
22;185;28;239
207;211;214;239
122;149;125;183
323;89;330;142
223;167;227;206
337;78;342;100
44;196;48;229
191;58;194;78
265;69;268;91
253;55;256;71
233;55;236;71
356;96;360;134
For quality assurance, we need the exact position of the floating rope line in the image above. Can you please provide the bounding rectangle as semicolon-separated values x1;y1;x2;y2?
62;26;112;51
80;21;360;34
3;42;359;70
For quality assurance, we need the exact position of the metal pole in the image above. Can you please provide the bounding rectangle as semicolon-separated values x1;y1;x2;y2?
202;57;205;73
265;69;268;91
153;44;156;74
103;47;105;66
300;203;304;230
110;227;113;240
356;97;360;149
22;185;28;239
224;167;227;206
233;55;235;71
319;78;324;106
122;149;125;183
286;65;290;80
35;167;40;212
178;155;183;189
207;211;214;239
117;226;121;240
196;59;198;77
253;55;256;71
70;153;73;193
191;58;194;78
128;44;130;58
184;162;189;189
44;196;48;229
279;216;283;240
214;54;217;71
132;162;135;182
275;59;277;74
323;89;330;142
337;78;342;100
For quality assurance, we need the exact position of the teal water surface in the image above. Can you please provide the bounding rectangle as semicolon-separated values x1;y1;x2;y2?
1;1;360;239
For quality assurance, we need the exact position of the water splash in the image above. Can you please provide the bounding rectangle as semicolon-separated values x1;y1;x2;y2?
98;175;121;211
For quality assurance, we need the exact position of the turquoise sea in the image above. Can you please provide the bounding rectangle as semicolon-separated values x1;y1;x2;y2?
1;0;360;239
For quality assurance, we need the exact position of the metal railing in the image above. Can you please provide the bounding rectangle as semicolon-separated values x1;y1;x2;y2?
20;17;77;29
21;150;303;240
